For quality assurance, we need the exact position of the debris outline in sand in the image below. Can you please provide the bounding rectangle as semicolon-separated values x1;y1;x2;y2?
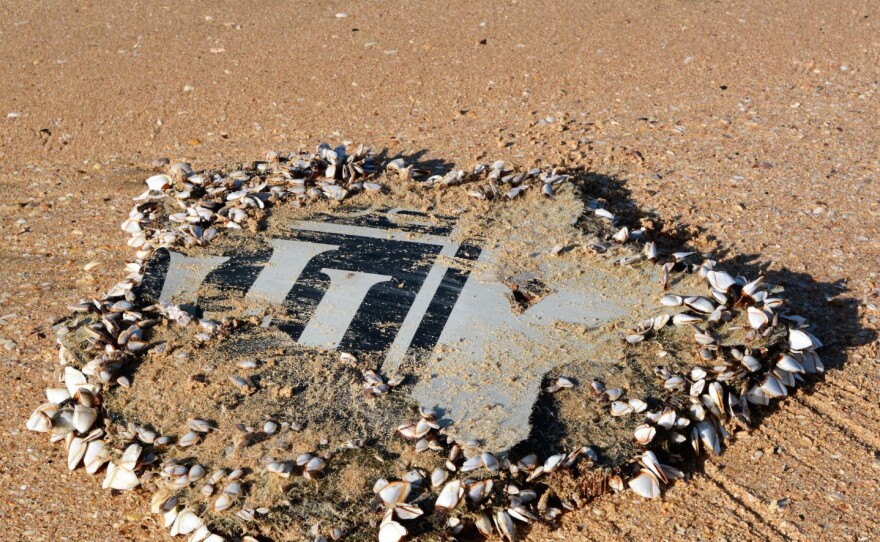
27;144;824;541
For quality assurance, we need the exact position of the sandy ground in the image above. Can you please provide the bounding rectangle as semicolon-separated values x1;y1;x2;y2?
1;1;879;540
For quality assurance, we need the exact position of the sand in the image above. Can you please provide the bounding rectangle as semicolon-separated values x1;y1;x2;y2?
1;1;879;540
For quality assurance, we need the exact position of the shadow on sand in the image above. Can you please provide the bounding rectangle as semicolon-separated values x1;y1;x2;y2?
495;166;874;540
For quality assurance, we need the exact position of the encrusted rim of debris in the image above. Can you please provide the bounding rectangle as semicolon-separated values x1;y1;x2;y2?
26;144;824;542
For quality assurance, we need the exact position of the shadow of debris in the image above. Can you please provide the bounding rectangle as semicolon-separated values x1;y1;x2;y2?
582;166;875;358
76;158;872;542
576;165;875;372
719;254;875;368
516;166;873;500
708;255;875;433
576;167;875;358
373;148;456;176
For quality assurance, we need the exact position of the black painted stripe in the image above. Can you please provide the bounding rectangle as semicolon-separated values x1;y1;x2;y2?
403;243;482;364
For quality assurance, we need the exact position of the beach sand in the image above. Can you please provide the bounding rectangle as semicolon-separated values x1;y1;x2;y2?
1;1;879;540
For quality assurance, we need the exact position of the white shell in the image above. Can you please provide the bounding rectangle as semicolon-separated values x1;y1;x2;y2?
467;479;494;504
46;388;71;404
26;404;55;433
652;313;671;330
460;455;483;473
543;454;565;472
625;333;645;344
695;421;721;454
777;354;805;373
747;306;770;330
223;482;241;496
742;277;764;297
517;454;538;470
710;288;729;304
67;436;87;470
684;296;715;314
707;270;736;292
475;512;494;536
378;481;411;506
760;375;787;398
801;351;824;374
119;443;142;470
169;162;193;179
179;431;200;447
633;424;656;445
628;398;648;413
672;313;703;325
691;366;708;380
188;526;212;542
305;456;326;472
102;462;140;490
494;510;516;542
628;469;661;498
707;382;725;413
386;158;406;172
394;503;424;520
146;174;172;191
188;464;206;482
214;493;233;512
435;480;464;511
403;470;423;486
84;439;109;474
610;401;633;416
63;367;88;397
741;355;761;372
605;387;624;401
639;450;667;483
745;386;770;406
481;451;499;471
657;408;677;429
170;508;203;536
72;405;97;434
556;376;575;389
378;521;407;542
643;242;659;260
430;467;448;488
594;208;615;220
673;251;696;262
665;375;686;388
163;506;180;528
789;329;821;351
509;504;537;523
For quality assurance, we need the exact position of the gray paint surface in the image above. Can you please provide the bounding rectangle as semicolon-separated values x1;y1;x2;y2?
410;247;656;451
128;207;657;452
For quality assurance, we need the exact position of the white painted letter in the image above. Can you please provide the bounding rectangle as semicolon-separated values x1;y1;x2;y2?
298;268;392;349
160;252;230;305
245;239;338;305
